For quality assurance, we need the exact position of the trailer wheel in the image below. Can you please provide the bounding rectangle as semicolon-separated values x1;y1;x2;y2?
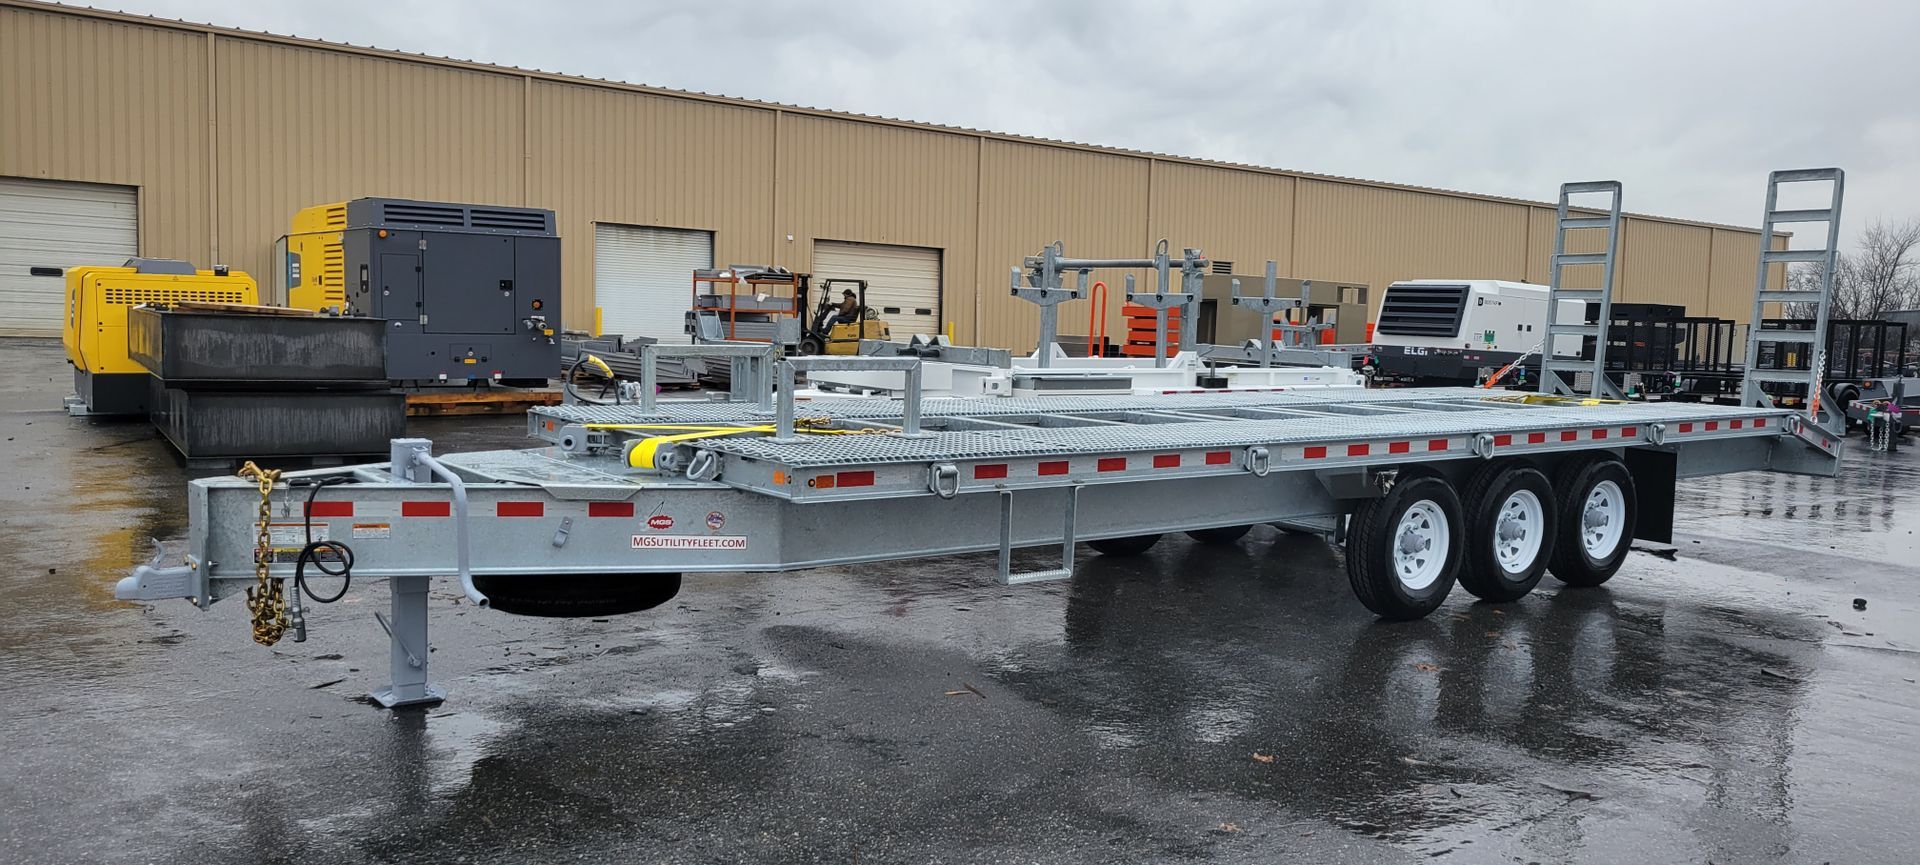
1185;525;1252;545
473;573;683;617
1459;463;1557;602
1344;474;1463;620
1548;458;1636;587
1088;534;1162;556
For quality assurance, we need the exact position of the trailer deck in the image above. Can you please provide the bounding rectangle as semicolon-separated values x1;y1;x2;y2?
515;388;1811;501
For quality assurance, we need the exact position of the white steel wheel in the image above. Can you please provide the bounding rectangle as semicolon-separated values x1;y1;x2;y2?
1579;481;1626;560
1459;462;1557;603
1548;458;1637;588
1493;490;1545;575
1345;474;1463;620
1392;501;1451;591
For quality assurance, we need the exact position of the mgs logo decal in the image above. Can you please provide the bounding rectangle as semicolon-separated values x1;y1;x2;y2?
646;514;674;530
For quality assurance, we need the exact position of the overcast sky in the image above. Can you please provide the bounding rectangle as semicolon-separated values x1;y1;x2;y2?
104;0;1920;245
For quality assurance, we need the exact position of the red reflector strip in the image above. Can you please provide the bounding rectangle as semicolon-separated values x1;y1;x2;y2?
402;501;450;518
1038;460;1070;476
497;501;544;518
1705;421;1719;431
1303;446;1328;459
1097;457;1127;472
1205;451;1231;466
1153;454;1181;468
1388;441;1410;455
836;470;876;488
974;464;1008;480
1494;434;1513;446
1678;422;1694;433
1623;427;1638;438
1528;432;1546;444
305;500;353;518
1428;439;1449;452
1591;428;1608;439
1730;419;1744;429
1347;443;1370;457
1754;418;1766;428
1560;430;1578;442
588;501;634;518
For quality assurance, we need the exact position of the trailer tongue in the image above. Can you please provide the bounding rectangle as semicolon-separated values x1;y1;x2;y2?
115;171;1851;708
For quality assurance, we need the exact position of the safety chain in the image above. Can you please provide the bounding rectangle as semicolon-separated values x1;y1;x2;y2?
237;460;289;646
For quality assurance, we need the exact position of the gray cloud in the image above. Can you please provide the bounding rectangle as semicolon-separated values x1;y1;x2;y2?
104;0;1920;243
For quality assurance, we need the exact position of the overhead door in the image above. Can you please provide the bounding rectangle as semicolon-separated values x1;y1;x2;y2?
593;223;713;344
0;177;138;337
811;240;941;340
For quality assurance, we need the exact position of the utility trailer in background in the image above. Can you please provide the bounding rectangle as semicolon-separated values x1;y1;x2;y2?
114;171;1854;709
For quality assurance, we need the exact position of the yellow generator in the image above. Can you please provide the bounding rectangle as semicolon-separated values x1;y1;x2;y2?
63;259;257;416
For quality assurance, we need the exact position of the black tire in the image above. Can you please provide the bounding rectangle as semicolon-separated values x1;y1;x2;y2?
474;573;683;617
1088;534;1162;556
1185;525;1252;545
1459;462;1558;602
1547;458;1636;587
1344;474;1464;620
798;336;825;356
1832;383;1861;414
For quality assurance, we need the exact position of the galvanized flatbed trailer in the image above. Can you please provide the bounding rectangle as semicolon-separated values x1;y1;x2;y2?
115;171;1853;708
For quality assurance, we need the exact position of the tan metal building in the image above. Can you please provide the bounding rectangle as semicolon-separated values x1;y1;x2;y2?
0;0;1783;343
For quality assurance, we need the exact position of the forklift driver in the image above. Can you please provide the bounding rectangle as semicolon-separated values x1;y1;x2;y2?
826;289;860;328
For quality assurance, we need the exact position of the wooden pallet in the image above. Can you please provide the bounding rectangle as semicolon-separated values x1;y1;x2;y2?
403;387;564;417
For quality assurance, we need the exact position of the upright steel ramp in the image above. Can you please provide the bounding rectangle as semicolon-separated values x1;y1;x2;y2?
1539;180;1627;399
1740;168;1847;442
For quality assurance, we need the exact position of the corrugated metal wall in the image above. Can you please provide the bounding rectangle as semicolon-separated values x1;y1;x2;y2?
1294;179;1532;302
0;1;1785;350
0;9;209;266
976;140;1150;350
528;79;776;321
214;37;525;276
775;114;979;338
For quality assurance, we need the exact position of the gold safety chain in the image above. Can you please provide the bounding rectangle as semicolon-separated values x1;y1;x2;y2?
236;460;290;646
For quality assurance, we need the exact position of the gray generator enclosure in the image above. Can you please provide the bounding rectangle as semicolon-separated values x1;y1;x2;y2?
336;198;561;384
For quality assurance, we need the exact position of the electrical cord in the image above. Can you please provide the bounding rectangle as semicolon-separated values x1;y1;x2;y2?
564;354;622;405
294;476;354;603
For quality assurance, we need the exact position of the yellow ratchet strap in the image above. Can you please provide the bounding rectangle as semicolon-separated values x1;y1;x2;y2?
584;418;881;469
1478;393;1624;407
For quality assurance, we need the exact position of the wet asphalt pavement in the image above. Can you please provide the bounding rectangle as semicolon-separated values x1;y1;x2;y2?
1;336;1917;864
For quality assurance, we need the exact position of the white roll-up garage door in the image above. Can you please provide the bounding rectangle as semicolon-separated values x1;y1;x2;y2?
811;240;941;339
593;222;713;344
0;177;138;337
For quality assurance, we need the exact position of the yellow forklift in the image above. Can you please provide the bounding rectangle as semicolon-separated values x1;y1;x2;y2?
687;270;888;355
804;278;889;355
